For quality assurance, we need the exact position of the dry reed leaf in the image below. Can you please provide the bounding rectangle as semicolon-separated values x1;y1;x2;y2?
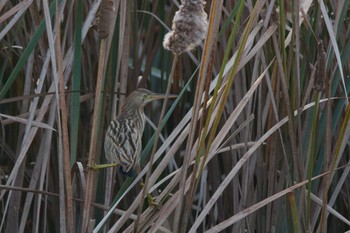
0;113;56;131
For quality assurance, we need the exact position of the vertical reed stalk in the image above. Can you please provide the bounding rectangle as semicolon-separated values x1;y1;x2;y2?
55;0;74;231
81;39;107;232
133;54;178;233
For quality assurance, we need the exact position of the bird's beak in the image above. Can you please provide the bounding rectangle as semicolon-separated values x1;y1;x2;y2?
148;93;178;101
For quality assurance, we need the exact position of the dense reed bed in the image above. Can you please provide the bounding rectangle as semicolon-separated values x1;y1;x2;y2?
1;0;350;232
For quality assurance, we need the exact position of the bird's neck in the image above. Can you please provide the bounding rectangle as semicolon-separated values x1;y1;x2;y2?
120;106;145;130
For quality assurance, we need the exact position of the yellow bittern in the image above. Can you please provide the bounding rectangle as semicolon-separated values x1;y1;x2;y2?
92;88;176;178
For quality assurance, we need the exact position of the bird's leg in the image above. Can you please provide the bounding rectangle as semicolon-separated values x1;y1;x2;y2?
86;163;119;171
136;163;159;208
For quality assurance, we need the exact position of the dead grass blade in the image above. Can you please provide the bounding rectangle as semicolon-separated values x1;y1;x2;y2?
0;113;56;131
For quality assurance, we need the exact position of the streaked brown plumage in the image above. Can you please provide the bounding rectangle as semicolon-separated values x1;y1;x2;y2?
104;88;176;176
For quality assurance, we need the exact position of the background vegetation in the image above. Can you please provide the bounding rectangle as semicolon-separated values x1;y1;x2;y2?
1;0;350;232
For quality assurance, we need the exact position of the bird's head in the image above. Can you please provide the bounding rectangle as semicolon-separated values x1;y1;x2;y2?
125;88;177;109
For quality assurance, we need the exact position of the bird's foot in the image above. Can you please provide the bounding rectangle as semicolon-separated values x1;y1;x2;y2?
140;182;160;208
86;163;119;171
146;193;160;209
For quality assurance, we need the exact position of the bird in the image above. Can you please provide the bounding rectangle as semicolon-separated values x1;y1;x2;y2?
93;88;176;177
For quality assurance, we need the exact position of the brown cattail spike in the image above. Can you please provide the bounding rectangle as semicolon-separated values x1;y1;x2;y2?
314;41;326;91
163;0;208;55
97;0;115;39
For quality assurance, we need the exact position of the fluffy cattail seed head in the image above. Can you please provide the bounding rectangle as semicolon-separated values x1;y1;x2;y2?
163;0;208;55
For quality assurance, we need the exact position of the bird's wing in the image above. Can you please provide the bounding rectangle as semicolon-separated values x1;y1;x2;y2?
104;119;140;172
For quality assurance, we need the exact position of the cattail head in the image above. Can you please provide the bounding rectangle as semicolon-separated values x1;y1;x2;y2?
97;0;115;39
163;0;208;54
314;41;326;91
